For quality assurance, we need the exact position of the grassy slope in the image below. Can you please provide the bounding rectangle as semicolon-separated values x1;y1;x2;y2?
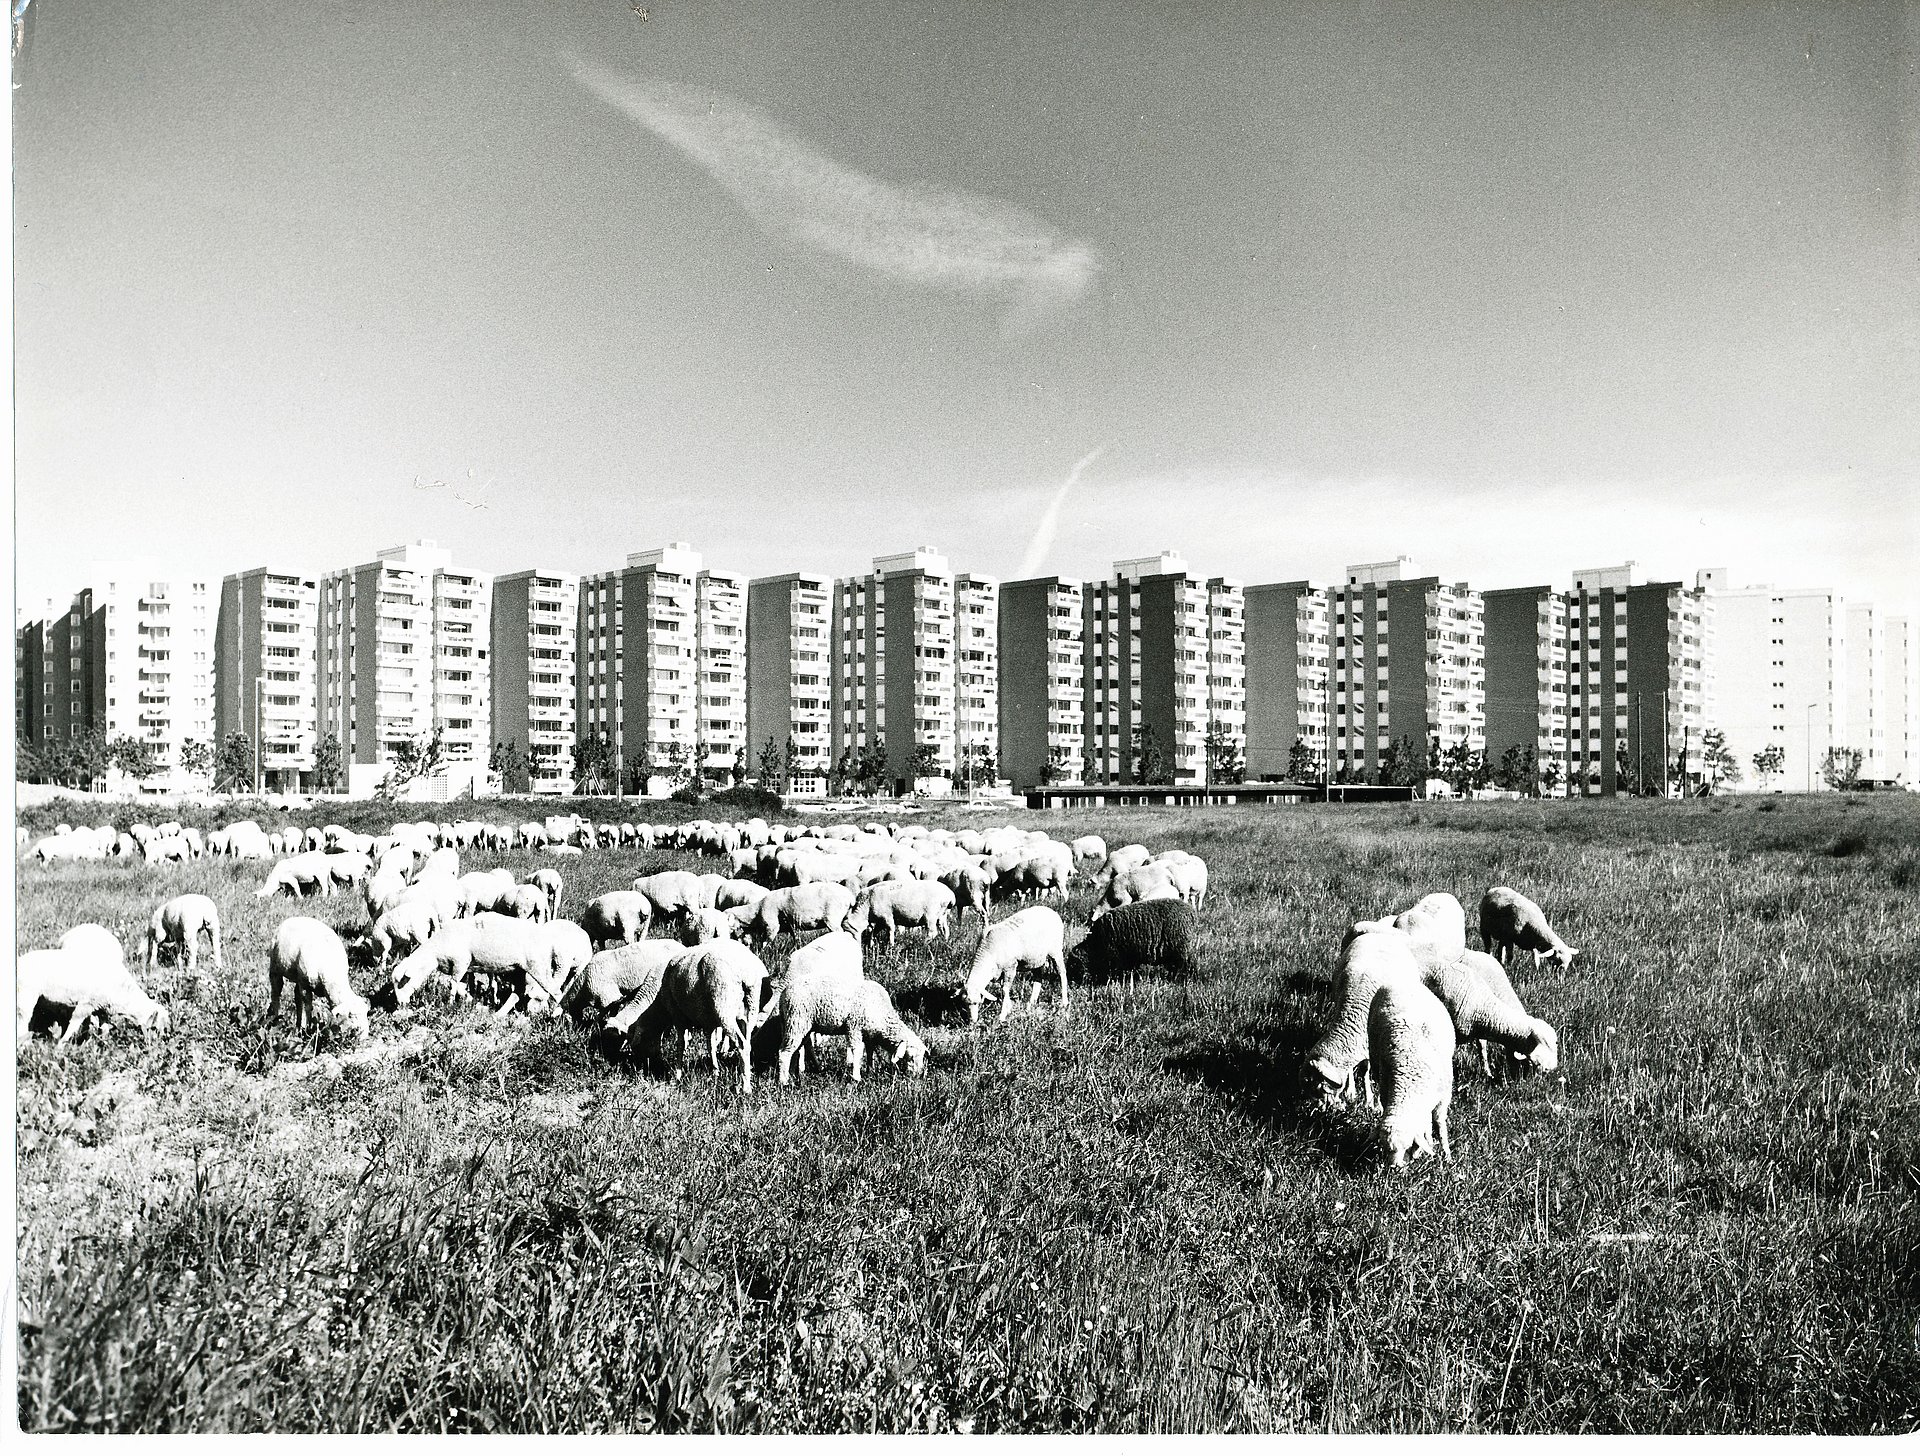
14;794;1920;1432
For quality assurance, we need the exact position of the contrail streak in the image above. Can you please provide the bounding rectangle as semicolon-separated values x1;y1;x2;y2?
571;61;1102;329
1019;447;1106;579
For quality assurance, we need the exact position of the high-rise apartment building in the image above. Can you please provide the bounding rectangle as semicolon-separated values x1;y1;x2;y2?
955;573;1000;788
996;576;1086;792
745;571;833;793
1083;553;1246;785
22;593;97;753
318;541;491;793
1243;580;1331;781
491;570;579;794
577;544;742;788
832;548;957;789
1844;602;1890;780
216;568;320;791
1886;615;1917;785
1326;558;1484;782
1481;584;1574;794
90;564;217;787
1697;573;1844;793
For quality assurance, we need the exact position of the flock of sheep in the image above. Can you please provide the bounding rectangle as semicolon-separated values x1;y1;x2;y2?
18;809;1578;1166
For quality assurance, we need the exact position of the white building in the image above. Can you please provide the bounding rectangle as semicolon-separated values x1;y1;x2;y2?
955;572;999;788
1697;573;1848;792
90;562;217;789
1887;615;1917;785
695;567;748;782
216;568;320;791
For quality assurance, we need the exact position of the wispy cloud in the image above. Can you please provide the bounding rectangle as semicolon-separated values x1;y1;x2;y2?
571;61;1102;329
1018;446;1105;578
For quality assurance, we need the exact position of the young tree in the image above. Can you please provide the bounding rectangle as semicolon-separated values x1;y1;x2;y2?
1821;746;1865;791
1442;736;1474;795
1401;734;1431;787
1203;720;1245;785
312;733;343;793
1538;752;1562;798
856;737;888;794
16;732;44;784
571;732;615;795
907;741;942;782
829;748;857;797
1377;739;1402;787
1132;724;1168;785
731;741;750;787
213;732;255;793
179;738;213;781
1613;742;1643;797
1495;744;1527;792
1040;743;1071;785
757;736;785;792
108;735;164;782
1286;735;1323;784
784;735;803;790
1699;727;1739;793
491;738;530;795
661;738;692;789
1751;742;1785;788
378;728;445;801
1467;746;1493;793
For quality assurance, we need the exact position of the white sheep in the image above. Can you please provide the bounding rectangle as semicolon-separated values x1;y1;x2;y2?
1153;852;1209;908
678;908;736;945
1102;844;1153;878
1368;977;1455;1166
566;941;680;1026
525;867;564;919
764;930;926;1084
1093;862;1182;919
621;940;768;1091
1390;892;1467;958
368;900;444;969
268;917;370;1038
1477;886;1578;970
142;894;223;972
580;891;654;949
389;914;593;1014
256;852;337;900
965;906;1069;1023
1305;927;1423;1105
843;878;955;948
19;927;171;1044
1070;835;1108;868
498;884;551;922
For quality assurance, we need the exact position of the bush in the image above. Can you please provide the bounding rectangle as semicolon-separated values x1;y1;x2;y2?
708;785;784;817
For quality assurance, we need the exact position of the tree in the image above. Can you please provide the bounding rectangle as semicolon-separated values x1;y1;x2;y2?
1694;727;1736;792
1495;744;1528;792
1287;736;1323;784
907;741;942;782
16;732;44;784
379;728;445;801
1402;734;1432;787
830;748;857;797
1040;744;1072;785
179;738;213;781
855;737;889;794
757;736;785;792
572;731;615;795
1442;736;1475;796
1467;746;1493;794
1751;743;1786;789
1821;746;1865;791
1613;742;1643;797
1132;723;1168;784
731;741;750;787
108;735;163;781
662;738;693;789
213;732;255;793
313;733;344;793
1204;720;1244;785
1539;752;1562;798
491;738;530;795
785;736;803;790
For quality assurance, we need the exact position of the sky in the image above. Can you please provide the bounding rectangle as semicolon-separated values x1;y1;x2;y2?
13;0;1919;615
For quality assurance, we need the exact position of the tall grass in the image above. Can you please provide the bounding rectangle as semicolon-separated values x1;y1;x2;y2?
16;794;1920;1431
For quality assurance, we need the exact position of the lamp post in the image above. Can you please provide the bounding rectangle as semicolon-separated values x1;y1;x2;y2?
254;674;266;796
1806;700;1819;793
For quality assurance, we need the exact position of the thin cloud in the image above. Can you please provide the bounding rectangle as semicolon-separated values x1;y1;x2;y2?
1019;446;1106;579
572;61;1101;329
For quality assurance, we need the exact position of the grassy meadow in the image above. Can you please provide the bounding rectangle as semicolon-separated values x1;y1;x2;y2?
13;791;1920;1432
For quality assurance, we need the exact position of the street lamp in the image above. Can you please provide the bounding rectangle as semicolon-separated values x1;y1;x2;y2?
1805;701;1819;794
255;674;267;796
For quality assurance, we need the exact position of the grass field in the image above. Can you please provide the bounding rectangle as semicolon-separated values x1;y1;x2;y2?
13;792;1920;1432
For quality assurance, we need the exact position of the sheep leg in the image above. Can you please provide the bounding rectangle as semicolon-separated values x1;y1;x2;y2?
847;1029;864;1083
1478;1040;1492;1079
1435;1104;1453;1163
268;965;285;1024
1053;953;1069;1009
60;1000;97;1045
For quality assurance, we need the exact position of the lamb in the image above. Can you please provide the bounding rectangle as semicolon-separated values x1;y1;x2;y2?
1368;977;1455;1166
267;917;369;1039
732;882;857;947
368;900;444;969
618;941;769;1091
1404;941;1561;1079
1070;835;1108;868
763;930;926;1084
580;891;654;949
1067;899;1199;989
1155;853;1209;908
389;914;594;1014
1477;886;1578;970
19;927;171;1044
142;894;224;972
1389;892;1467;958
1304;927;1423;1105
843;878;956;948
965;906;1069;1023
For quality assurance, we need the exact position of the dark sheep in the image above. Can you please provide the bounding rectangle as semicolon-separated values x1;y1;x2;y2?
1068;899;1200;986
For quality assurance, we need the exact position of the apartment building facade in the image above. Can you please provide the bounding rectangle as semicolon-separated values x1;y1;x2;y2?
831;548;957;789
745;571;833;793
1243;580;1331;781
1886;615;1917;785
955;573;1000;788
490;570;579;794
1481;584;1573;794
318;541;491;793
91;565;217;787
216;568;320;791
1326;558;1484;782
996;575;1086;792
1083;553;1246;785
1843;602;1890;780
695;568;748;782
1698;574;1844;792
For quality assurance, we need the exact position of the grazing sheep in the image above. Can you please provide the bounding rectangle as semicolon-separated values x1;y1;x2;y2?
733;882;857;947
1068;899;1199;989
712;878;769;911
364;865;415;921
631;870;712;920
1477;886;1578;971
19;928;171;1044
389;914;593;1013
394;874;463;932
142;894;223;972
1070;835;1108;868
678;908;736;945
524;867;564;919
1093;862;1182;919
580;891;654;950
1304;928;1423;1105
622;941;769;1091
764;930;926;1084
256;852;338;900
1404;941;1561;1079
566;941;680;1026
142;835;192;864
1390;892;1467;958
843;878;956;948
966;906;1069;1023
991;851;1072;906
1368;977;1455;1166
1155;853;1209;908
458;868;518;916
368;900;444;969
421;847;461;881
267;917;369;1039
1102;844;1153;879
939;863;992;925
498;884;551;922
